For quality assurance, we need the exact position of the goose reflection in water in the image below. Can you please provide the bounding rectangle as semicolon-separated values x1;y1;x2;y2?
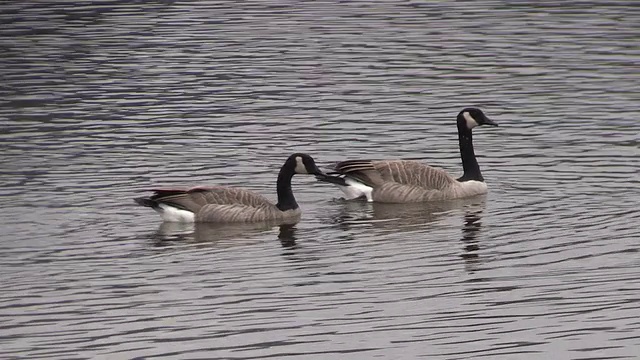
326;196;487;269
460;209;484;273
150;220;298;248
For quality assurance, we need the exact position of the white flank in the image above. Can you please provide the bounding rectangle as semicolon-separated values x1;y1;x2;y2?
156;203;195;223
458;180;488;197
337;178;374;201
294;156;307;174
463;111;479;129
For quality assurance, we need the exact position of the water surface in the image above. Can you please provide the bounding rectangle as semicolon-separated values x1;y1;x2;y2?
1;1;639;359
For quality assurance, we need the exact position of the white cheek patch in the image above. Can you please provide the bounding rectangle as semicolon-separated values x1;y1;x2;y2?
463;111;479;129
294;156;307;174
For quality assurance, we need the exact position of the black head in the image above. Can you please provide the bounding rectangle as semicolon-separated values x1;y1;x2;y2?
457;107;498;131
286;153;323;176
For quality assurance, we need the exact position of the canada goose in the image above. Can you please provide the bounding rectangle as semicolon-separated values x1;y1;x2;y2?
134;153;323;222
316;108;498;203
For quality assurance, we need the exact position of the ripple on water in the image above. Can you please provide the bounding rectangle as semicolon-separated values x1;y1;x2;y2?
1;1;640;359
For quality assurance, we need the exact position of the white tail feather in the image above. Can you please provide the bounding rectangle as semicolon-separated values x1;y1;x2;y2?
156;204;195;223
335;178;374;201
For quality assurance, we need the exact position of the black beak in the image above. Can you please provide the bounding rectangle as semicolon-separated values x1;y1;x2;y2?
483;117;499;127
310;167;324;176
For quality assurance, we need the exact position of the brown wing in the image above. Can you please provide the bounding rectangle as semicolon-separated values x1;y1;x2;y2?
371;160;458;190
195;203;296;223
371;182;448;203
333;160;385;187
149;186;274;213
335;160;457;190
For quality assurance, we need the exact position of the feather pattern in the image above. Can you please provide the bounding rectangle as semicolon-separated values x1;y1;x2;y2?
331;160;472;203
150;186;274;211
337;160;457;189
138;186;301;223
196;203;300;222
370;178;487;203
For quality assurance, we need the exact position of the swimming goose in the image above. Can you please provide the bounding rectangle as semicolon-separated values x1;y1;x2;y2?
316;108;498;203
135;153;324;222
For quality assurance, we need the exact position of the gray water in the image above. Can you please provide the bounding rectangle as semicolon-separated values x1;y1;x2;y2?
1;1;639;359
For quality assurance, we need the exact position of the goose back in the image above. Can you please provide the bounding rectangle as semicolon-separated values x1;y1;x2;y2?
196;203;301;222
370;179;486;203
370;182;446;203
146;186;296;222
335;160;457;190
329;160;487;203
150;186;273;213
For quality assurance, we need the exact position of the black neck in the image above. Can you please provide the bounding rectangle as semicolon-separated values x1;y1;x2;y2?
276;163;298;211
456;127;484;182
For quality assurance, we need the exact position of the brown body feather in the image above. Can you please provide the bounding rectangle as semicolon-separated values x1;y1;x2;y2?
332;160;484;203
135;153;324;223
146;186;301;222
336;160;456;188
